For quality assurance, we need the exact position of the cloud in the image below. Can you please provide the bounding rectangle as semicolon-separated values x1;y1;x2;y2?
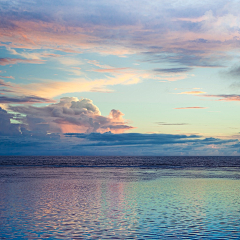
0;0;239;67
3;62;190;99
0;89;14;93
222;65;240;79
0;58;44;66
0;127;238;156
7;47;42;60
0;75;14;79
8;97;134;134
9;69;153;98
87;60;112;69
58;57;82;66
157;122;189;126
144;50;225;68
203;94;240;101
0;79;11;87
0;107;21;136
0;104;239;156
90;87;114;93
65;132;201;146
177;91;206;94
91;67;129;73
6;47;62;61
153;67;192;73
174;107;207;109
87;60;130;73
64;132;236;148
0;95;54;104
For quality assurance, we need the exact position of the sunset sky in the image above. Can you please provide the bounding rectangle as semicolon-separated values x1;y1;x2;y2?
1;0;240;155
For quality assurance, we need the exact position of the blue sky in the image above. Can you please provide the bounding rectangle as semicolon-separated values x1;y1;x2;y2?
0;0;240;155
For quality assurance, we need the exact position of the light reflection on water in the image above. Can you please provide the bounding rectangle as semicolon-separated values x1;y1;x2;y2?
0;167;240;239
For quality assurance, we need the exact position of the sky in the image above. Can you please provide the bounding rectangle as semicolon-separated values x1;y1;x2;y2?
0;0;240;155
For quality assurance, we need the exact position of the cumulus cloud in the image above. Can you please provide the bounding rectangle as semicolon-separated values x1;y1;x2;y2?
8;97;134;134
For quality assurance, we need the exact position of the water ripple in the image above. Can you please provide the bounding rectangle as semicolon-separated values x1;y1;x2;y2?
0;166;240;239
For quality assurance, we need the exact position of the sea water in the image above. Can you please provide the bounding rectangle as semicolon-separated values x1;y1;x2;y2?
0;156;240;239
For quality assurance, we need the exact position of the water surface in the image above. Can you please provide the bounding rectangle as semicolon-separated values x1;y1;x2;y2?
0;156;240;239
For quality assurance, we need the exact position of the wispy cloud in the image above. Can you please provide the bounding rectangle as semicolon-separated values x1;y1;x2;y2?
58;57;82;66
174;107;207;109
0;95;54;104
0;0;239;67
91;67;129;73
203;94;240;101
0;58;44;66
87;60;130;73
0;79;11;87
222;65;240;79
0;89;14;93
87;60;112;69
9;69;156;97
65;132;201;146
153;68;192;73
157;122;189;126
64;132;237;148
177;91;206;94
7;47;42;60
0;75;14;79
7;47;62;60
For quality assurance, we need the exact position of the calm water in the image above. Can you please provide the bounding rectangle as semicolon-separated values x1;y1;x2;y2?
0;156;240;239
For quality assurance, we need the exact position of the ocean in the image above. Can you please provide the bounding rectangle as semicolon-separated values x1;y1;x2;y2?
0;156;240;239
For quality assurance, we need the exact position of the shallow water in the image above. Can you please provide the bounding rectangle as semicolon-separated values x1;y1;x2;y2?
1;157;240;239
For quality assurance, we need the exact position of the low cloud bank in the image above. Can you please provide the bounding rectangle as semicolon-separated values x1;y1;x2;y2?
0;96;239;156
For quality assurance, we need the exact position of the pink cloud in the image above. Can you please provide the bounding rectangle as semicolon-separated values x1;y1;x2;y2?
9;97;135;134
0;58;44;66
203;94;240;101
1;10;239;62
0;79;11;87
177;91;206;95
0;75;14;79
